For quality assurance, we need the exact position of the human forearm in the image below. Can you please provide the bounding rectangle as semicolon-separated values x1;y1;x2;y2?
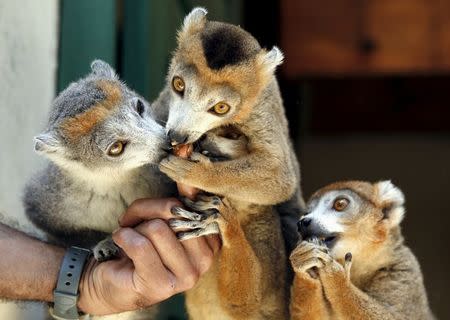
0;223;64;302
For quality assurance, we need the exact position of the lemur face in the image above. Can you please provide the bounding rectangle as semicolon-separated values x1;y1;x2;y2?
165;7;284;145
89;97;168;170
166;64;242;144
34;60;169;177
299;181;405;260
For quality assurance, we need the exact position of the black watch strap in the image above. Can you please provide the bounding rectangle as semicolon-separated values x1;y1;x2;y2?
51;246;91;320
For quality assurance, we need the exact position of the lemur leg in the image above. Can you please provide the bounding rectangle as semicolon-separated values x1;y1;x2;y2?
317;252;399;320
93;237;120;262
290;241;331;320
172;195;263;318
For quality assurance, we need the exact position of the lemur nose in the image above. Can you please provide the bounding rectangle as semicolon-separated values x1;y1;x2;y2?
168;130;189;146
297;218;312;233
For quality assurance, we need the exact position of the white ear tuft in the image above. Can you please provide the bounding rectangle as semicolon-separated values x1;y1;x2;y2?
181;7;208;35
34;132;60;155
90;59;117;79
261;46;284;75
376;180;405;226
377;180;405;206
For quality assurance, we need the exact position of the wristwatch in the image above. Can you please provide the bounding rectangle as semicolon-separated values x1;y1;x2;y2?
50;246;91;320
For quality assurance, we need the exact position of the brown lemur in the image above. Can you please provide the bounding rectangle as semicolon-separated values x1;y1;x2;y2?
152;8;304;319
290;180;434;320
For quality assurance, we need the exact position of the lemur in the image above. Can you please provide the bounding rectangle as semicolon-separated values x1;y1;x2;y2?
152;8;304;319
290;180;434;320
22;60;174;319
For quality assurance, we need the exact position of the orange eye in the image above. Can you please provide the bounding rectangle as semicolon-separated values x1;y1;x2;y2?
210;102;231;115
107;141;125;157
333;198;349;211
172;76;185;93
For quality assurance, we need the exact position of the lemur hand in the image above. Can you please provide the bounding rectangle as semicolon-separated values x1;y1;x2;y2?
290;240;332;278
159;152;212;186
290;239;353;282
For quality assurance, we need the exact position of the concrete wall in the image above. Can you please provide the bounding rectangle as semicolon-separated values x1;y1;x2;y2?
0;0;59;318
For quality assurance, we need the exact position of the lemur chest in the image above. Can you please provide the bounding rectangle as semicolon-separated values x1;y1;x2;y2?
61;177;164;233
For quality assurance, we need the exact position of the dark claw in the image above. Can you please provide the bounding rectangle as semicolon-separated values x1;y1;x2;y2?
345;252;352;262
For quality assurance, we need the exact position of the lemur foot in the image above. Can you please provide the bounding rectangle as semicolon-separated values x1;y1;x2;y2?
93;237;120;262
176;223;220;241
169;194;223;241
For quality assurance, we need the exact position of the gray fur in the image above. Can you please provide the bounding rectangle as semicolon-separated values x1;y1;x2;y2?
24;61;175;252
22;61;176;319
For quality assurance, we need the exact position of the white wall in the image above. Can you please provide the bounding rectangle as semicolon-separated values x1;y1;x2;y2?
0;0;59;318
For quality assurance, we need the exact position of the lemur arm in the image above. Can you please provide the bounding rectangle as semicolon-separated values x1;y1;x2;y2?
319;261;423;320
160;148;296;205
290;273;330;320
216;200;263;318
290;241;331;320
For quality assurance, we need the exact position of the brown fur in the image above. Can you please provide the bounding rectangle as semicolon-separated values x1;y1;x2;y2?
185;200;288;320
157;10;303;319
173;19;277;125
290;181;434;320
60;80;122;141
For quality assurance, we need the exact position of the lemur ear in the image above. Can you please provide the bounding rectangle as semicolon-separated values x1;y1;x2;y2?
260;46;284;75
178;7;208;40
90;60;117;79
34;132;61;155
376;180;405;227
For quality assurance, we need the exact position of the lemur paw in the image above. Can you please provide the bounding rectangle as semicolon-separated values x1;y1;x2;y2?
169;194;224;241
93;237;120;262
290;239;332;276
160;153;209;184
159;155;196;182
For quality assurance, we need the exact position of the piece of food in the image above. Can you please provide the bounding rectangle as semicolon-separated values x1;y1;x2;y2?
173;144;198;199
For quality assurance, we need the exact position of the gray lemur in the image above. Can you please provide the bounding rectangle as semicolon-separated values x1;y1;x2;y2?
21;60;175;320
24;61;175;262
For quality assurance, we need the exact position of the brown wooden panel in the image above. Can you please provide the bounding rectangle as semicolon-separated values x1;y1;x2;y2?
365;0;434;72
438;0;450;68
280;0;450;77
280;0;363;77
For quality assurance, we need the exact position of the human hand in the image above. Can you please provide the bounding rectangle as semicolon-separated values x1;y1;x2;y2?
78;198;220;315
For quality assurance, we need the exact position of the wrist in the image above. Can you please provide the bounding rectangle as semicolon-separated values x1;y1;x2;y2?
77;258;122;316
77;258;108;315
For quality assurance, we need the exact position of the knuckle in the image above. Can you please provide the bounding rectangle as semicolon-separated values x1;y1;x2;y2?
128;198;146;212
181;268;200;290
145;219;169;238
198;251;214;274
131;237;152;257
112;227;129;245
165;198;181;214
